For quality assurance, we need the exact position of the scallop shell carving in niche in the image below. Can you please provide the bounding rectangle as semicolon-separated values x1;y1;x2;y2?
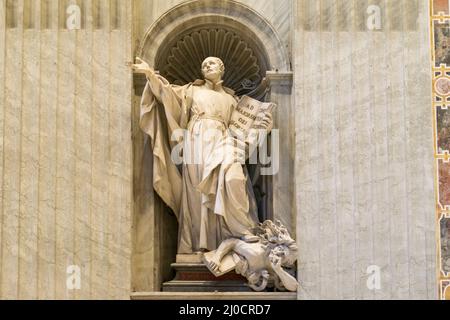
159;29;267;98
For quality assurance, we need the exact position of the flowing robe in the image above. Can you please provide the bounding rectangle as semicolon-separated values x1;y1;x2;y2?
139;71;259;253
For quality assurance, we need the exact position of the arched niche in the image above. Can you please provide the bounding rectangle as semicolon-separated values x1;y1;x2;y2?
132;0;293;293
155;24;269;98
138;0;290;71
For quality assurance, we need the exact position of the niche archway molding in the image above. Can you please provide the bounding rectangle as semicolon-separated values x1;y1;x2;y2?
138;0;290;73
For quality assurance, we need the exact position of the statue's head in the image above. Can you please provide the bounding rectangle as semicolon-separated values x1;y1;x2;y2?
255;220;298;268
201;57;225;82
269;243;298;268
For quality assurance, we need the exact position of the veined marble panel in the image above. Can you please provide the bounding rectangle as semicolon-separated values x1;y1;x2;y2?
295;0;436;300
0;0;133;300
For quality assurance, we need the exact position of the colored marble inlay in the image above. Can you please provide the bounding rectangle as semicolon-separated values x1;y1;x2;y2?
435;77;450;97
437;107;450;153
434;21;450;67
441;217;450;276
442;281;450;300
432;0;450;300
434;0;450;15
439;161;450;209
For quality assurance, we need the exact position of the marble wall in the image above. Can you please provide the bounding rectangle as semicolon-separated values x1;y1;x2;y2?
294;0;437;299
0;0;133;299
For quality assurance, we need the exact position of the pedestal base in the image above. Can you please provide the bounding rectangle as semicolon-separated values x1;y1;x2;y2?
163;263;252;292
176;253;204;264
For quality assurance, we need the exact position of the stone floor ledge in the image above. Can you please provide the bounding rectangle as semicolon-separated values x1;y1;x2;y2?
130;292;298;301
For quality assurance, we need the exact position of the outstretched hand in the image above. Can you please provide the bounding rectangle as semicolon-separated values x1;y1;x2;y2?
128;57;152;75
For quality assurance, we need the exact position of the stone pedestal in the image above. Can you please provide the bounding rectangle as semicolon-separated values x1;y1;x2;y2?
162;263;252;292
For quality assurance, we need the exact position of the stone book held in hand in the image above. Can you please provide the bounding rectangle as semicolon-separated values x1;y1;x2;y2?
202;251;239;277
229;95;276;138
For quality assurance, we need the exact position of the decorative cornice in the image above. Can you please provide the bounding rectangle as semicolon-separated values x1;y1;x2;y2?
266;71;294;87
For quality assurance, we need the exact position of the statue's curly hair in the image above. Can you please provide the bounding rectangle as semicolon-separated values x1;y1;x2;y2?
254;220;298;268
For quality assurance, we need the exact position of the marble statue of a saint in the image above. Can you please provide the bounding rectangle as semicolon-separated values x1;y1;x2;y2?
131;57;273;254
